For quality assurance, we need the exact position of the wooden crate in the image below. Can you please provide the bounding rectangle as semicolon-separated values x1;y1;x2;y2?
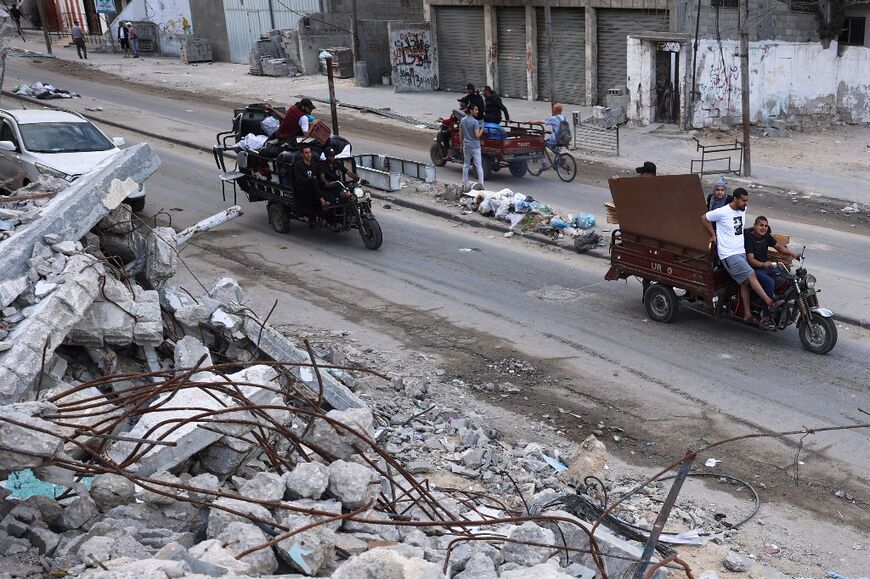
604;202;619;224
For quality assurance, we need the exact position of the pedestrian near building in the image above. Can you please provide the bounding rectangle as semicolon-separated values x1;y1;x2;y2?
482;86;509;124
459;104;484;187
126;22;140;58
118;21;130;57
71;20;87;60
9;3;24;41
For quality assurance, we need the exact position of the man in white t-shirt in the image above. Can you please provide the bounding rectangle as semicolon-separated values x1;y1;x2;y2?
702;188;781;324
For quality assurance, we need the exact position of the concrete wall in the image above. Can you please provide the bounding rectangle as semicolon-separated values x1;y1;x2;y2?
111;0;192;55
188;0;229;61
296;12;353;74
388;22;438;91
627;39;870;127
358;19;395;80
673;0;818;41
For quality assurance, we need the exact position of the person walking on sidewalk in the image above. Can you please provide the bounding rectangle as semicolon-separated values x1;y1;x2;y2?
71;21;87;59
117;21;130;57
460;103;484;188
126;22;140;58
9;3;25;41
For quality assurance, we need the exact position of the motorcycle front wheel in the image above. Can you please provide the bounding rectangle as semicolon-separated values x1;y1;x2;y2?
358;215;383;250
798;312;837;354
430;142;448;166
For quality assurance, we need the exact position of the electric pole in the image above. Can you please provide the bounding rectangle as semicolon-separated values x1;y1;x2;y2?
35;0;53;55
321;51;340;136
544;4;556;113
740;0;751;176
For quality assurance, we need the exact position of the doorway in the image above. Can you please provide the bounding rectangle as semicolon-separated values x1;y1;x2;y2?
654;42;680;124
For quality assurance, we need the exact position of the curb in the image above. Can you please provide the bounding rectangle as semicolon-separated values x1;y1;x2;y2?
7;91;864;331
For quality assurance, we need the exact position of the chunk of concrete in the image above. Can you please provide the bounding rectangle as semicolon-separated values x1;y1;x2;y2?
275;514;336;576
153;541;227;577
502;522;557;566
327;460;380;510
187;473;220;502
304;407;375;459
564;434;608;482
501;563;574;578
331;546;443;579
0;402;67;476
90;474;136;511
25;526;60;556
456;551;497;579
0;256;104;404
207;277;245;307
283;461;329;500
0;276;27;309
238;471;285;502
173;335;213;370
59;494;99;531
144;226;178;287
217;521;278;576
188;539;254;576
206;498;276;540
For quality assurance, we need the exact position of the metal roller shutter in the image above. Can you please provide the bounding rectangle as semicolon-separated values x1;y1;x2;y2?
435;7;486;93
496;8;527;99
536;8;585;105
597;9;670;103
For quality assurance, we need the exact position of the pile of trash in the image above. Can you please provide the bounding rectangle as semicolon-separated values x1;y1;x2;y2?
0;143;702;578
13;82;80;100
461;187;602;252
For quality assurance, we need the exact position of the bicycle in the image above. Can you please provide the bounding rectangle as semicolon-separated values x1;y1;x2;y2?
527;143;577;182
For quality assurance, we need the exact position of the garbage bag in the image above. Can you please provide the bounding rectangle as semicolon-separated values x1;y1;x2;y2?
571;213;597;230
549;217;568;229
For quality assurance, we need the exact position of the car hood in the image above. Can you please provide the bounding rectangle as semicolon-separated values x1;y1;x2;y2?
29;149;120;177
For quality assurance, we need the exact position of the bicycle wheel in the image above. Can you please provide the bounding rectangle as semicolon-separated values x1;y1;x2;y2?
528;147;552;177
555;152;577;182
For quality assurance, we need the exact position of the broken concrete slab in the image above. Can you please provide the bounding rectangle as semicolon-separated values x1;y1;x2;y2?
304;407;375;459
331;546;442;579
0;276;27;309
144;226;178;287
276;514;337;576
217;520;278;576
0;402;68;476
0;255;104;404
0;144;160;286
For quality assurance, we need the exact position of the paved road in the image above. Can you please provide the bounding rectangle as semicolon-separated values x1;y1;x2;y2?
6;59;869;527
5;55;868;326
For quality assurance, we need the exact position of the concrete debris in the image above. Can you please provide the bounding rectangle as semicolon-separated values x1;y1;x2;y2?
327;459;380;510
283;461;330;500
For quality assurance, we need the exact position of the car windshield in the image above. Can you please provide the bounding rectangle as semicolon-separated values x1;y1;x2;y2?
18;121;114;153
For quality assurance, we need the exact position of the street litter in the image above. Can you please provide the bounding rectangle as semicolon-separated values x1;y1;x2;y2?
705;458;722;467
841;203;860;214
13;82;80;99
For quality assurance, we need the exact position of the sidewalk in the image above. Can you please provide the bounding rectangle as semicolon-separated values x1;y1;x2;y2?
11;33;870;208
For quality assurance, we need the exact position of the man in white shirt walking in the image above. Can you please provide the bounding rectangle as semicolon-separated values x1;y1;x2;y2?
702;188;781;324
71;20;87;60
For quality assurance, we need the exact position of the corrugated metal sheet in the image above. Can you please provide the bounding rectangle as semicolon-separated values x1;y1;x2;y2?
537;8;585;105
597;9;670;103
496;8;527;99
224;0;321;63
434;6;486;92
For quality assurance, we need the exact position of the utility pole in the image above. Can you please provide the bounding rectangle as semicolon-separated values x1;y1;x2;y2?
350;0;359;62
544;4;556;113
321;51;340;136
739;0;751;176
35;0;53;55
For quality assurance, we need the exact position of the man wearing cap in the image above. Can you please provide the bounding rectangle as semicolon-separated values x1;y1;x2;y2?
636;161;656;176
458;84;485;120
267;99;316;142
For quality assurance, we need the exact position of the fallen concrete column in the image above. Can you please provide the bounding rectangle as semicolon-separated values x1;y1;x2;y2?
0;254;105;404
0;143;160;286
239;318;365;411
174;206;243;247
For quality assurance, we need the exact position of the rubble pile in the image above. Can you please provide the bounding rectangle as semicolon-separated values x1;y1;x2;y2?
0;144;706;578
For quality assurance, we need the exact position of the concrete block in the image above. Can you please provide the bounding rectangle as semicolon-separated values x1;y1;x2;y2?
145;226;178;287
0;276;27;308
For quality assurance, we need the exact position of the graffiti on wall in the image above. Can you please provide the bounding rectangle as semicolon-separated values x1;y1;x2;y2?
697;57;740;114
390;28;438;92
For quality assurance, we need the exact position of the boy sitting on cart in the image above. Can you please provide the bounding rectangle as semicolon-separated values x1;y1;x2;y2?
318;148;363;225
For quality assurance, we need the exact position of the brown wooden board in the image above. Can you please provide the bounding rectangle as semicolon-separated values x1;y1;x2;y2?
608;174;709;253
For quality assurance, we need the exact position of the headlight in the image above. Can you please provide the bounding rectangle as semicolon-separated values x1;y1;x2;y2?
35;163;73;182
354;187;364;198
805;274;816;289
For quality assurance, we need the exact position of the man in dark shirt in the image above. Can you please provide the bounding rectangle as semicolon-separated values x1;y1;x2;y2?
292;146;321;226
458;84;485;120
482;86;509;124
318;149;362;223
744;215;801;301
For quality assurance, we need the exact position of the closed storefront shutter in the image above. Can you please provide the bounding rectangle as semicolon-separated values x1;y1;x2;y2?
536;8;585;105
435;7;486;93
496;7;527;99
596;9;670;103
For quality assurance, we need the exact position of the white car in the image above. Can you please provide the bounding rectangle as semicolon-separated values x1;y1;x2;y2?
0;109;145;211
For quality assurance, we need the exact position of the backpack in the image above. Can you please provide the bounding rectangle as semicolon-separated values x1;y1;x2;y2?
556;118;571;146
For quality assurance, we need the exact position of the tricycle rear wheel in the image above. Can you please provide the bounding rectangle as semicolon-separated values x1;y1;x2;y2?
430;142;448;166
555;153;577;182
509;160;528;177
644;283;679;323
268;202;291;234
358;215;383;250
798;313;837;354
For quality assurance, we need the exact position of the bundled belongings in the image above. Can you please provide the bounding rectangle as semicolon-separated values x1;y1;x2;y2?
14;82;80;99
